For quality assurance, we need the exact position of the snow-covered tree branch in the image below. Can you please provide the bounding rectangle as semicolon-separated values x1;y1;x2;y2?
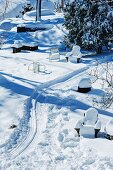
63;0;113;53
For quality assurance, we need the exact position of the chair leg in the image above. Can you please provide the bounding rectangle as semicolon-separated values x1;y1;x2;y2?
95;129;100;138
75;128;80;137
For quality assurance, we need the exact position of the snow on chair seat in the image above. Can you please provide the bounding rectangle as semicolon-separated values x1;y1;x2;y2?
65;45;82;63
75;108;101;138
49;47;60;61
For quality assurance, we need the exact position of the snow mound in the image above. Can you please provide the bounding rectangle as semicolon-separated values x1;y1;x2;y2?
17;22;53;30
12;40;22;48
0;0;27;19
41;9;55;16
35;25;65;46
23;9;55;21
78;78;91;88
0;20;17;31
42;0;55;11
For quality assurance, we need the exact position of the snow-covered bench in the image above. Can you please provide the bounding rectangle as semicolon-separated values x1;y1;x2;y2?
65;45;82;63
104;119;113;140
22;42;38;51
75;108;101;138
12;40;38;53
49;47;60;61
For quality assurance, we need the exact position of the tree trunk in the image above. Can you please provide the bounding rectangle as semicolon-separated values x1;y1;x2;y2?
96;45;102;54
39;0;41;18
36;0;41;21
61;0;64;10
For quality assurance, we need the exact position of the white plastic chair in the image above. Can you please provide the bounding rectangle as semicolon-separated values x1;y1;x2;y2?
28;62;45;73
75;108;101;138
49;47;60;61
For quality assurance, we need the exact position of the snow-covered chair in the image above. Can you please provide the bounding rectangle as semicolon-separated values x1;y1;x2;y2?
49;47;60;61
104;119;113;140
65;45;82;63
78;78;92;93
75;108;101;138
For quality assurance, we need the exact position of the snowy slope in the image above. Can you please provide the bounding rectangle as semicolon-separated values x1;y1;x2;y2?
0;0;28;19
0;0;55;20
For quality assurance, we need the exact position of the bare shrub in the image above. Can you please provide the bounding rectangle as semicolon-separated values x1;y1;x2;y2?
88;59;113;109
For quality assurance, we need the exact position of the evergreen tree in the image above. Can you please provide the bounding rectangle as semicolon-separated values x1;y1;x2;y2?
64;0;113;53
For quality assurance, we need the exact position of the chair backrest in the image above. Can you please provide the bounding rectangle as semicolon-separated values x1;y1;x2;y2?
50;47;59;54
83;108;98;126
28;62;45;73
72;45;81;57
49;47;60;61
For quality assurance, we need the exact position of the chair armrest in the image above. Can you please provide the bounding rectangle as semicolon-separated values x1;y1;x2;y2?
75;119;84;129
66;52;72;58
78;52;82;58
94;119;101;129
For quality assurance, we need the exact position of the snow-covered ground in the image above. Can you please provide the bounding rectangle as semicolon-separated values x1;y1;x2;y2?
0;8;113;170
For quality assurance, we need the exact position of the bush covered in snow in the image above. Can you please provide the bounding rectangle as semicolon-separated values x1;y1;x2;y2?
63;0;113;53
78;78;92;93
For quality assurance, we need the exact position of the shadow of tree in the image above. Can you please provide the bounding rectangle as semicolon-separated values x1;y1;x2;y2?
36;90;113;118
0;73;34;96
0;72;42;87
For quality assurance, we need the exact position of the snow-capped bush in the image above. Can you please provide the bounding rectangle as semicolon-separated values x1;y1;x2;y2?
78;78;92;93
78;78;91;88
64;0;113;53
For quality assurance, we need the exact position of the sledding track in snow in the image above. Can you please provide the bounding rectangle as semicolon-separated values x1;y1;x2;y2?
4;65;89;159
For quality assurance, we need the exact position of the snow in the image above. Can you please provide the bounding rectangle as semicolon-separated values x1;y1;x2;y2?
75;108;101;137
41;0;55;11
0;3;113;170
12;40;22;48
0;0;27;19
105;119;113;136
84;109;98;125
78;78;91;88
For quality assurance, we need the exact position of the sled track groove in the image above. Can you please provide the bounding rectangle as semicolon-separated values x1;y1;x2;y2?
6;66;89;159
